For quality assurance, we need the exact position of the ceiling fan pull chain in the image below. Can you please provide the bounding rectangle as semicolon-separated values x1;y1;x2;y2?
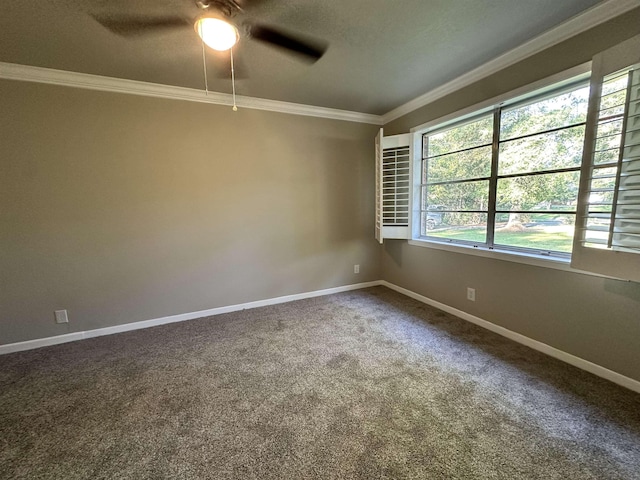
200;35;210;96
231;47;238;111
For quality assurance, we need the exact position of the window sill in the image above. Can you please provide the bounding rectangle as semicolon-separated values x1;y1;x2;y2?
407;238;617;279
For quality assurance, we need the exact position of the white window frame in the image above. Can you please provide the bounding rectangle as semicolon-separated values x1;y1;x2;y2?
405;65;594;270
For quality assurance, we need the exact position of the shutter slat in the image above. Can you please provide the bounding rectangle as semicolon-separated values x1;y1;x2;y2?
381;145;410;228
571;34;640;280
375;130;412;242
579;65;640;255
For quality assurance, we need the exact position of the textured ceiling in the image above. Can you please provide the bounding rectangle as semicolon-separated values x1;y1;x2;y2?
0;0;603;115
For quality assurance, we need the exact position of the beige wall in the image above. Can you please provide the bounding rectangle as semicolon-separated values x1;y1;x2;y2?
2;9;640;386
381;9;640;382
0;80;380;344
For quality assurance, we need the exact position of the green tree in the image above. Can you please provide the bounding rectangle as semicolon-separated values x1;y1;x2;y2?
425;86;590;230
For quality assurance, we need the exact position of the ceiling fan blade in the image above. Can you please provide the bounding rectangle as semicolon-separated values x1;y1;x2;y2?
233;0;275;12
93;16;191;37
246;24;328;62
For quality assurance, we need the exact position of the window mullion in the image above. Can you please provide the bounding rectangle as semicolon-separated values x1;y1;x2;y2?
486;107;501;248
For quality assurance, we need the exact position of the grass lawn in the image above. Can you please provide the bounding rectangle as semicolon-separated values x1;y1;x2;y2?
428;224;575;252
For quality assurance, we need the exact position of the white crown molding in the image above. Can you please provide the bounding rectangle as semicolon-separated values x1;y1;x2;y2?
0;62;383;125
382;0;640;124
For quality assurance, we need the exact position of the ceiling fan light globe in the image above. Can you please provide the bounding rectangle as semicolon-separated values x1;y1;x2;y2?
195;17;238;51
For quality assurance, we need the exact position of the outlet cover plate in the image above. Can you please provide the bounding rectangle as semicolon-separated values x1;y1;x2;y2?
54;309;69;324
467;288;476;301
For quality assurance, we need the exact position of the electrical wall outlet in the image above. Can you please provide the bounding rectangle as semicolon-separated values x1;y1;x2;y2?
354;264;360;274
467;288;476;301
54;309;69;324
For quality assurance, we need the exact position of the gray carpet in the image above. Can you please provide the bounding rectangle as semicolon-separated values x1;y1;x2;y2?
1;286;639;479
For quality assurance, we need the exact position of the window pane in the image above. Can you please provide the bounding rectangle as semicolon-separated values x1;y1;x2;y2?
418;76;591;257
591;166;618;180
588;203;613;213
585;213;611;248
599;86;627;113
597;117;624;137
425;180;489;211
593;118;624;165
590;174;616;192
496;171;580;211
601;71;628;96
594;148;620;165
498;125;585;175
421;208;445;231
494;213;575;252
425;116;493;158
423;213;488;243
587;188;615;210
590;166;618;199
500;87;589;140
598;73;628;120
425;145;492;183
595;132;622;153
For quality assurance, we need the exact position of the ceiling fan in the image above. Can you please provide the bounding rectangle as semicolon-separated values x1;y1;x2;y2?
92;0;329;65
92;0;328;109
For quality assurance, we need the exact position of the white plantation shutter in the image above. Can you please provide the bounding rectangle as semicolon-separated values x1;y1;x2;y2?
615;71;640;251
375;128;411;243
572;33;640;281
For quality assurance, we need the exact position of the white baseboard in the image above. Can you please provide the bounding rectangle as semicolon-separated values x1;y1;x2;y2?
0;281;383;355
3;279;639;394
380;280;640;394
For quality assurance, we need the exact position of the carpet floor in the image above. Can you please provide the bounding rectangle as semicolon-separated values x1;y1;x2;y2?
1;286;639;479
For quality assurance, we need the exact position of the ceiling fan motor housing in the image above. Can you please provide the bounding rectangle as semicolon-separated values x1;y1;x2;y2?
196;0;241;18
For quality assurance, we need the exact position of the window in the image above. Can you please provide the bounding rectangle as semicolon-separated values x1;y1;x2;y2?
420;80;590;257
375;34;640;281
